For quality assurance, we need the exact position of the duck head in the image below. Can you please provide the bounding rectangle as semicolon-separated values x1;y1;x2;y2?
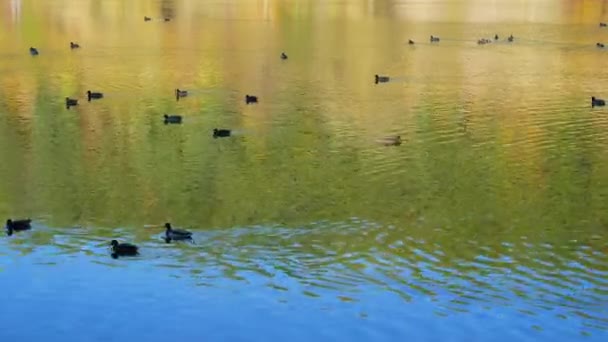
110;240;119;248
165;222;172;231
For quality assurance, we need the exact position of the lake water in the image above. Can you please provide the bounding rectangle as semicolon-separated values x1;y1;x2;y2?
1;0;608;341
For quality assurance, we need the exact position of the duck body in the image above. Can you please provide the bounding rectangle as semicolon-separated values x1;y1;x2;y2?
430;35;440;42
87;90;103;101
70;42;80;49
164;114;182;124
592;96;606;107
213;128;231;138
245;95;258;104
494;34;499;40
29;47;39;56
478;38;492;45
379;135;402;146
144;16;152;21
281;52;288;60
507;35;514;42
110;240;139;258
175;89;188;100
6;219;32;236
164;223;193;243
65;97;78;107
375;74;390;84
408;39;415;45
600;22;607;27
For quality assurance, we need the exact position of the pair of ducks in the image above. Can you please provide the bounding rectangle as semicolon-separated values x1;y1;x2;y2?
597;43;605;48
65;91;103;107
111;223;193;258
175;89;258;104
144;16;170;22
29;42;80;56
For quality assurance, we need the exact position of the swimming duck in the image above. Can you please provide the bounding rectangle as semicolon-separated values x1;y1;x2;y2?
597;43;605;48
430;35;440;42
213;128;231;138
281;52;288;60
144;16;152;21
70;42;80;49
164;18;171;22
380;135;402;146
245;95;258;104
164;223;193;243
86;90;103;101
507;35;514;42
375;74;390;84
110;240;139;258
592;96;606;107
408;39;415;45
175;89;188;100
164;114;182;124
600;23;607;27
29;47;39;56
65;97;78;107
6;219;31;236
494;34;499;40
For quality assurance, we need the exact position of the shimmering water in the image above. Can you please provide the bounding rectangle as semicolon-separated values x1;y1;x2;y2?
1;0;608;340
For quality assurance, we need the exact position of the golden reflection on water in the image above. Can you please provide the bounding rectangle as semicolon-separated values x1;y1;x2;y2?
1;0;608;332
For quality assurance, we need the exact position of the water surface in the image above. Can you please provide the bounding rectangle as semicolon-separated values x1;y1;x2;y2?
1;0;608;341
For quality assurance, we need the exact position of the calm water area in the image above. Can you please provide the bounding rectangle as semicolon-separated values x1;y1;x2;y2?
1;0;608;341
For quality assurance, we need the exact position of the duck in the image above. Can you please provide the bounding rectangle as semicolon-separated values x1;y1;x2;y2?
408;39;415;45
175;88;188;100
245;94;258;104
65;97;78;107
380;135;402;146
86;90;103;101
164;114;182;124
164;18;171;22
430;35;440;42
592;96;606;107
70;42;80;49
507;34;514;42
164;223;193;243
6;219;31;236
597;43;605;48
494;34;499;40
110;240;139;258
600;22;607;27
281;52;288;60
213;128;231;138
29;47;39;56
375;74;390;84
144;16;152;21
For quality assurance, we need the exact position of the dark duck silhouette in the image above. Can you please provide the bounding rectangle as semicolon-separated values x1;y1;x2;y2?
87;90;103;101
29;47;39;56
600;22;607;27
164;223;193;243
430;35;440;42
281;52;288;60
408;39;415;45
6;219;32;236
597;43;605;48
213;128;231;138
144;16;152;21
164;18;171;22
375;74;390;84
245;95;258;104
65;97;78;107
164;114;182;124
592;96;606;107
379;135;402;146
110;240;139;258
494;34;499;40
507;34;514;42
70;42;80;49
175;89;188;100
